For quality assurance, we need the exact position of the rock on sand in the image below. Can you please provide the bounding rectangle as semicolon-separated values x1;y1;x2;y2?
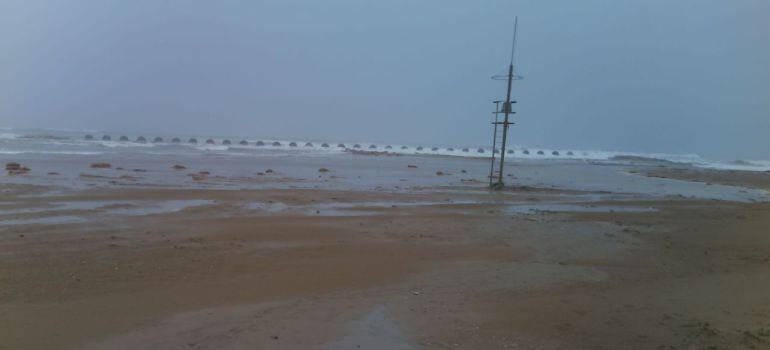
6;162;31;175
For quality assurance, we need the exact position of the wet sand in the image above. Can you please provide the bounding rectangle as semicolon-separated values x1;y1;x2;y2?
2;160;770;349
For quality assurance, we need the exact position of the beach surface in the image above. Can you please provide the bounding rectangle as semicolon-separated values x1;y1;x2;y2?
2;144;770;349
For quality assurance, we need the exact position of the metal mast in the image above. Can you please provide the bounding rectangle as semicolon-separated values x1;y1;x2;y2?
489;100;501;187
489;16;521;189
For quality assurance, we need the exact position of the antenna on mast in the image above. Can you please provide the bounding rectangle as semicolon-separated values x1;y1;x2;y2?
510;16;518;64
488;16;522;189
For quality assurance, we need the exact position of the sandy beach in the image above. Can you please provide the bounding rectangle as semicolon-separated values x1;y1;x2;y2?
2;150;769;350
3;0;769;348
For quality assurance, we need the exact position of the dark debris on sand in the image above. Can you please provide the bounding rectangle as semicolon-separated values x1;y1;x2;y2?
6;162;31;175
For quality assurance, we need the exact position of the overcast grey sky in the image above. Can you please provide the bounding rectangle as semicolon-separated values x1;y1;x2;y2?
1;0;768;160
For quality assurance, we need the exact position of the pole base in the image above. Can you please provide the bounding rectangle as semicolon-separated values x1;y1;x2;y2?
490;181;505;190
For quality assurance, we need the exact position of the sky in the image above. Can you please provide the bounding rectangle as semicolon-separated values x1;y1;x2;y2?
1;0;768;160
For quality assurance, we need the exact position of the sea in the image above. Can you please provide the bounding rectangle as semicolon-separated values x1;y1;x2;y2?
2;127;769;208
1;128;768;172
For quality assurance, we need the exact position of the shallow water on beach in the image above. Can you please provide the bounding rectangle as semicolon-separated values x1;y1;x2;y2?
0;200;129;215
245;200;479;217
106;200;216;216
0;199;216;228
326;305;417;350
0;215;86;226
2;132;769;203
502;203;657;215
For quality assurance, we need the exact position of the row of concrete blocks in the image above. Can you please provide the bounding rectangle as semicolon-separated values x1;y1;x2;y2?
83;135;575;156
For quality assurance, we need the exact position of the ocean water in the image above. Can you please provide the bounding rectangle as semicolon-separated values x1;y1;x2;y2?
1;128;768;172
1;128;769;205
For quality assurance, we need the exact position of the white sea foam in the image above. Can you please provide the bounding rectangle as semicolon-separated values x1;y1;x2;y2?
98;141;157;148
195;145;229;151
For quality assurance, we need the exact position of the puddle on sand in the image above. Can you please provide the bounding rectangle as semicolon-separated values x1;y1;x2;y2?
246;202;379;216
0;215;86;227
1;199;214;217
245;200;477;217
107;200;215;216
307;208;380;217
245;200;656;217
0;200;215;227
245;202;289;213
326;306;418;350
503;203;656;215
0;201;119;215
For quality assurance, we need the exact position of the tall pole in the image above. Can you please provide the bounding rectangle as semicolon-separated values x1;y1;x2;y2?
490;101;501;186
497;65;513;184
497;17;517;186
